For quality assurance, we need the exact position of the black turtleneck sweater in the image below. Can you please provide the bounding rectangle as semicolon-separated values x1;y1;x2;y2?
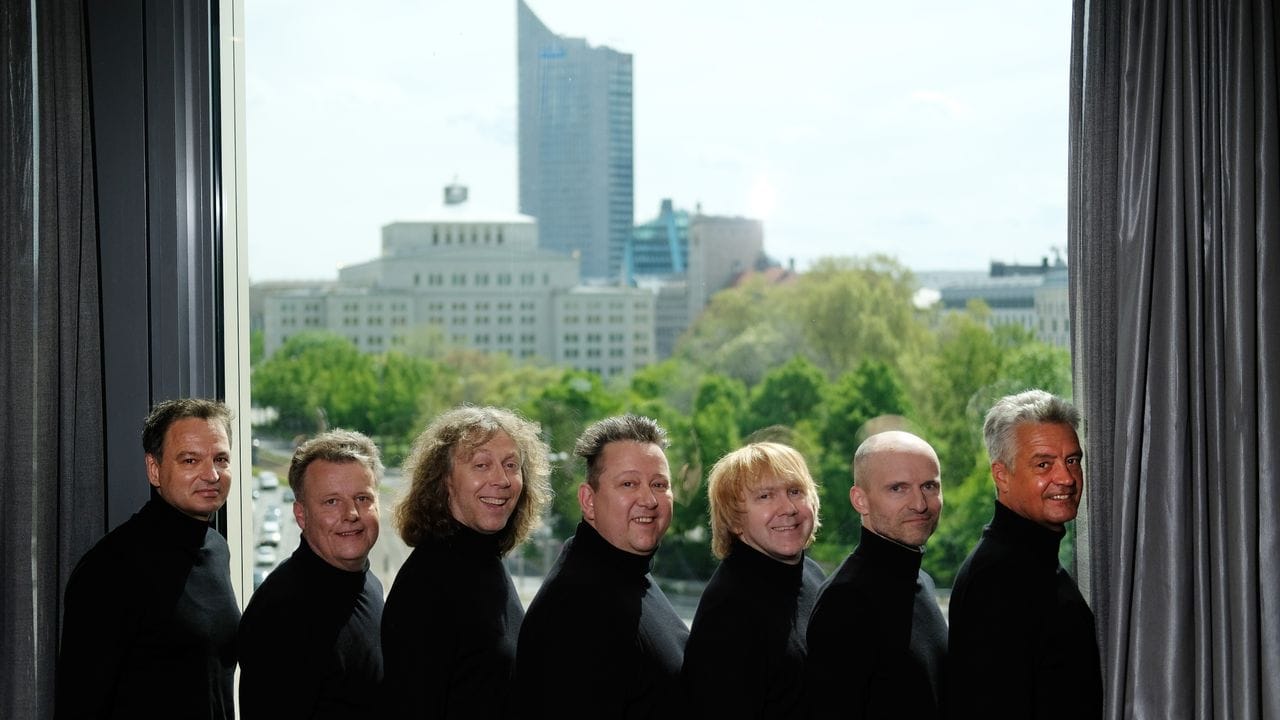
682;539;824;718
516;520;689;718
946;501;1102;719
380;522;523;718
805;526;948;720
238;537;384;719
55;497;239;720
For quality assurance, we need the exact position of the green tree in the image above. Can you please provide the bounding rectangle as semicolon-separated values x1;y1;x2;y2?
743;355;826;436
250;329;265;367
782;255;929;377
252;332;378;437
530;370;625;535
920;305;1003;485
924;447;995;587
820;359;912;463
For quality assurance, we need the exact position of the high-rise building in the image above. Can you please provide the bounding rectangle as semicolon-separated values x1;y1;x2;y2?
517;0;633;281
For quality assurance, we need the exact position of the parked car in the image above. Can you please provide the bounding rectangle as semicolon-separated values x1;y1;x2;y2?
259;519;282;547
254;544;277;567
258;470;280;491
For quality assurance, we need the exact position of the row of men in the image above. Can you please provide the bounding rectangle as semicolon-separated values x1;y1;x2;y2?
53;389;1101;719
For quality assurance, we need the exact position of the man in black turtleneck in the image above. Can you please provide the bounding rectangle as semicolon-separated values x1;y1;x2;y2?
946;390;1102;719
806;430;948;719
682;442;826;718
56;399;240;720
516;414;688;718
238;430;385;718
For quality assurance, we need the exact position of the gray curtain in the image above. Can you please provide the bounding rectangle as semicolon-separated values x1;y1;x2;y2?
1070;1;1280;718
1;0;105;717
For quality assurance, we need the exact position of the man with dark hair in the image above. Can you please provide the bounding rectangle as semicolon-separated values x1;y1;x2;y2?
805;430;948;719
56;398;239;719
946;389;1103;719
238;429;386;718
516;414;689;717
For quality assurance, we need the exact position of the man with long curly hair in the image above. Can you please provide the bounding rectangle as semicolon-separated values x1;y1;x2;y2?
380;405;551;718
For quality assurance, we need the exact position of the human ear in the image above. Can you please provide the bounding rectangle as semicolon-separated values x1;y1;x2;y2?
145;454;161;489
991;462;1011;494
577;483;595;521
850;485;868;515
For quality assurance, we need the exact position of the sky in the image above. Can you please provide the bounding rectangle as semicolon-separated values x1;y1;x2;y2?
243;0;1073;282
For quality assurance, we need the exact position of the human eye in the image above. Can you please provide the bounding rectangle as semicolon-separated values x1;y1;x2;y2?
652;480;670;491
621;480;635;488
787;487;803;497
323;498;338;506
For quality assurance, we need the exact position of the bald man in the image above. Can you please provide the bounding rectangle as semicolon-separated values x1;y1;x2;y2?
804;431;948;719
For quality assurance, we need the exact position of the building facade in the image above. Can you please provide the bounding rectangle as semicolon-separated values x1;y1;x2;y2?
517;0;633;281
260;211;657;378
932;258;1071;348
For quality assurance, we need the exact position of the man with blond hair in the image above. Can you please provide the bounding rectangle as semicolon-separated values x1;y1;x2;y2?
682;441;825;718
238;429;385;717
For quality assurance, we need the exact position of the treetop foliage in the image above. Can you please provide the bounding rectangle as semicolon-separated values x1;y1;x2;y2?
252;257;1073;586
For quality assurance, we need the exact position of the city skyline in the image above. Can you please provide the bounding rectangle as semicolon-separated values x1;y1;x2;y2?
244;1;1072;282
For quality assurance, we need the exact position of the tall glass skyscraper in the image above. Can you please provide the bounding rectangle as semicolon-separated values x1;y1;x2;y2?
517;0;633;280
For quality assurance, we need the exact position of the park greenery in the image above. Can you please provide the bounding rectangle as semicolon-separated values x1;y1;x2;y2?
251;255;1072;587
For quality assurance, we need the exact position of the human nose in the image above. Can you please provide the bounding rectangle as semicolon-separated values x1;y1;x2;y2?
1051;461;1079;487
638;485;658;507
199;459;219;481
907;487;928;512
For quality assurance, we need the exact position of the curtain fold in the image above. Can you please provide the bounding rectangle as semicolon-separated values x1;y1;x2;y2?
1071;1;1280;718
1;0;105;716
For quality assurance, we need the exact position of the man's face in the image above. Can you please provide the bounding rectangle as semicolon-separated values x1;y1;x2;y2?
146;417;232;520
295;459;380;572
734;475;815;565
851;443;943;547
447;431;523;534
994;422;1084;531
578;441;673;556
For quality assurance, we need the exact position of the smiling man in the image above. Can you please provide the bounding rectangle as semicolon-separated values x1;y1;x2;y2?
238;429;385;718
805;430;948;719
516;414;689;718
946;390;1102;719
55;399;239;719
682;442;825;718
379;406;550;718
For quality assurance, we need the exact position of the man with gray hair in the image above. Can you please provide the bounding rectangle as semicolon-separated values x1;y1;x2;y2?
946;390;1103;719
238;429;386;717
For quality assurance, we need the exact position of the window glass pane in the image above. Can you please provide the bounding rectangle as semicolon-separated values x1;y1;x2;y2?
244;0;1075;612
